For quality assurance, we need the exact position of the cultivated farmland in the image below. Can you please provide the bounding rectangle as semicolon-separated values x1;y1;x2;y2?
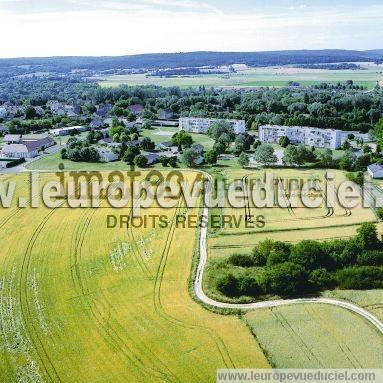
208;168;381;259
0;172;269;382
99;63;383;89
245;304;383;368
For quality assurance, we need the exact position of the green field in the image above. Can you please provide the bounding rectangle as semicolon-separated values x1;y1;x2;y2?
141;126;215;149
0;172;269;382
99;63;383;89
245;304;383;368
208;168;381;258
324;289;383;321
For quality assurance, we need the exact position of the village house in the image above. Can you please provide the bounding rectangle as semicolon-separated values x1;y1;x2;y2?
0;106;6;118
126;140;141;148
0;104;24;119
158;141;179;154
368;164;383;179
143;152;159;165
128;104;144;116
47;101;80;117
1;134;54;158
94;104;113;118
3;134;54;149
191;143;204;154
97;148;119;163
0;124;7;135
89;119;106;130
98;137;113;146
1;142;40;158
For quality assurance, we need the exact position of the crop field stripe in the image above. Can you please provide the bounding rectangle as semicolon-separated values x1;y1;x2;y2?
216;222;366;238
0;272;20;378
303;305;362;369
68;200;181;381
19;208;63;383
209;234;357;249
69;208;158;382
93;231;183;378
150;200;237;371
269;308;324;367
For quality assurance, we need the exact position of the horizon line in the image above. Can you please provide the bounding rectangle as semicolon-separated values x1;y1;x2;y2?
1;48;383;61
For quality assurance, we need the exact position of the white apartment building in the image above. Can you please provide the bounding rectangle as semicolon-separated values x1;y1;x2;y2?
179;118;246;135
259;125;343;149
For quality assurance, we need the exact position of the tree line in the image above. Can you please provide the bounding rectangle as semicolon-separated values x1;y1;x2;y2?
213;222;383;299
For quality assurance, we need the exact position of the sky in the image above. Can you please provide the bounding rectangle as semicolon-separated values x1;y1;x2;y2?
0;0;382;58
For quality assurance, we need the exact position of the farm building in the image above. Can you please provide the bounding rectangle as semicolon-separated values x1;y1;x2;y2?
179;117;246;135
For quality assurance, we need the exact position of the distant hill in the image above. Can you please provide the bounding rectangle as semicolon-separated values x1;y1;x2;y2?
0;49;383;73
366;49;383;55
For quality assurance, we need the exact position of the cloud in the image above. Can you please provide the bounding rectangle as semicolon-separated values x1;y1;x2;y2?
0;1;382;57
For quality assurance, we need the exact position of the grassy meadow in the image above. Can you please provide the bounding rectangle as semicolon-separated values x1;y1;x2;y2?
0;172;269;382
99;63;383;89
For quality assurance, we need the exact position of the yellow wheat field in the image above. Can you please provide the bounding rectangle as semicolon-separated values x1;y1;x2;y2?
0;172;269;383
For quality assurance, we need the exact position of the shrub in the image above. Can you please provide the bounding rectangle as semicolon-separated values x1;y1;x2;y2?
260;262;308;296
321;239;347;270
377;208;383;221
266;241;291;266
267;250;289;266
336;266;383;289
290;240;325;270
309;268;335;290
252;239;275;266
237;275;262;297
216;273;239;297
228;253;255;267
357;251;383;266
334;238;361;268
356;222;380;249
278;136;290;148
133;154;149;168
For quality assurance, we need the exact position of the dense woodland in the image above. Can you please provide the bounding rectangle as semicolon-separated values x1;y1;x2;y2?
2;77;382;134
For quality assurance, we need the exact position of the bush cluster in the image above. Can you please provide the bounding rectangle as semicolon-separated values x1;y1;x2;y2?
215;222;383;298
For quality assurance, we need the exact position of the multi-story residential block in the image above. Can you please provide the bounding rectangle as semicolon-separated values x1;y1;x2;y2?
179;118;246;134
259;125;343;149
